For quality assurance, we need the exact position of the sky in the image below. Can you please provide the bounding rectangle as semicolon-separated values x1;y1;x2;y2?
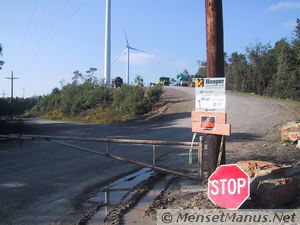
0;0;299;98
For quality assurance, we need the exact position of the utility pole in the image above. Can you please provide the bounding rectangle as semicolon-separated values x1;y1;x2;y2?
104;0;111;87
2;90;5;98
205;0;226;175
22;88;25;98
5;71;19;120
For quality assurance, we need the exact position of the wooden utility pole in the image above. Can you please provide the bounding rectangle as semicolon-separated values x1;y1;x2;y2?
205;0;226;175
5;71;19;120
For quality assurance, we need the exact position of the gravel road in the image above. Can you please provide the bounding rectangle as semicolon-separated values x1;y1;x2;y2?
0;87;299;225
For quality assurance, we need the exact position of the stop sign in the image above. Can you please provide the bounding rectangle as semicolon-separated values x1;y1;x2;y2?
208;164;250;210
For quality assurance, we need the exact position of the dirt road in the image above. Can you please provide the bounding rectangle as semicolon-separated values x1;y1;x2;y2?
0;87;299;225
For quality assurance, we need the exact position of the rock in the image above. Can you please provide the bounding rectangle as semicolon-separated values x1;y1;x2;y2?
250;166;300;208
297;140;300;149
237;160;300;208
280;122;300;142
251;177;298;208
237;160;281;178
287;132;300;143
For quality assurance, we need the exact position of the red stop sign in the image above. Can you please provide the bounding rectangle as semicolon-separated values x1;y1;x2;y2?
208;164;250;210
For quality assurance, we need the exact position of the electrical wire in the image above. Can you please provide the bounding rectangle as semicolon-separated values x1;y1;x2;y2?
31;0;64;60
15;0;40;66
31;0;87;63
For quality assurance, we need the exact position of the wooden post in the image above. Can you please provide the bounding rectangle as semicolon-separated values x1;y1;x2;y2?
152;145;156;166
205;0;226;175
198;136;204;180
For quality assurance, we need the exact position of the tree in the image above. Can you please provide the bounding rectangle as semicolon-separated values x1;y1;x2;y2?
85;67;98;84
273;39;297;99
0;44;4;70
72;68;98;85
245;43;274;95
134;74;144;86
292;19;300;100
176;69;190;79
293;18;300;41
226;52;249;91
195;61;206;78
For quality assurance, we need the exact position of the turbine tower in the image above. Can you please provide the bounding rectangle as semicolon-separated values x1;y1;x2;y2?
104;0;111;87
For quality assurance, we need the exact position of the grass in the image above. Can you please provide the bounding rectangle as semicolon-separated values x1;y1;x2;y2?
37;107;132;124
230;91;300;106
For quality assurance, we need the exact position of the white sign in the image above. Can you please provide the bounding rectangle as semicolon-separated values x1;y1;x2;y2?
195;95;226;112
195;78;226;113
195;78;226;95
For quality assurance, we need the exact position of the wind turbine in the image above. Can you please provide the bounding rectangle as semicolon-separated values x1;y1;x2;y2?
112;33;146;85
124;33;146;85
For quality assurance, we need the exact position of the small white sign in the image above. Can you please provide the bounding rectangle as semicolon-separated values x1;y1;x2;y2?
195;78;226;95
195;95;226;113
195;78;226;113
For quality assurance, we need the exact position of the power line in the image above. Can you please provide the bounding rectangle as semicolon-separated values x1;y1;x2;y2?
15;0;40;65
32;0;64;59
31;0;87;63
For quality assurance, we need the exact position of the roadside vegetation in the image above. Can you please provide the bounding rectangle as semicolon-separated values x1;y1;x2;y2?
0;98;38;116
196;19;300;101
25;70;163;123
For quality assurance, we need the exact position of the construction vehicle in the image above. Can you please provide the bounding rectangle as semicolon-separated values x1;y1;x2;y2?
156;77;170;86
176;75;190;86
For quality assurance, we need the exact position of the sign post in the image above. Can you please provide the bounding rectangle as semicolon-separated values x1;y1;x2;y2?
208;164;250;210
205;0;226;175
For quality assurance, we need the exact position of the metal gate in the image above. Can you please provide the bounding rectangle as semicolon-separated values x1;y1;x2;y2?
0;134;205;180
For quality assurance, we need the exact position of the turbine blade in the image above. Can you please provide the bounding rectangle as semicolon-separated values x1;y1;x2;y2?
112;49;127;65
124;31;129;46
129;47;147;53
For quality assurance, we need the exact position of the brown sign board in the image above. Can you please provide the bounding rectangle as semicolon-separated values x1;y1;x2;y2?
191;111;231;136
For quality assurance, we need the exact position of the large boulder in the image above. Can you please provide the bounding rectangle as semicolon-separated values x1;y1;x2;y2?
237;161;300;208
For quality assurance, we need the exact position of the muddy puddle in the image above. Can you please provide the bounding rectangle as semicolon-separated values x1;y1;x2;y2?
121;175;172;225
84;168;155;225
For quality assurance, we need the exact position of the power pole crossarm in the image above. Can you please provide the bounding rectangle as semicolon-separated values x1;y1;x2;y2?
5;71;19;120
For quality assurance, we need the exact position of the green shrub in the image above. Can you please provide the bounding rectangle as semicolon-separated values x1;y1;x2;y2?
113;85;148;116
26;75;163;123
147;85;164;104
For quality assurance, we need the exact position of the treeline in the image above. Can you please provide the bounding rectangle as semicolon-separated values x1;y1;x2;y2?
0;97;38;116
196;19;300;100
27;70;163;123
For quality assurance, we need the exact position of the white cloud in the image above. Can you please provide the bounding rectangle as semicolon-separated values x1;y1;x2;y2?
119;52;158;65
268;1;300;10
